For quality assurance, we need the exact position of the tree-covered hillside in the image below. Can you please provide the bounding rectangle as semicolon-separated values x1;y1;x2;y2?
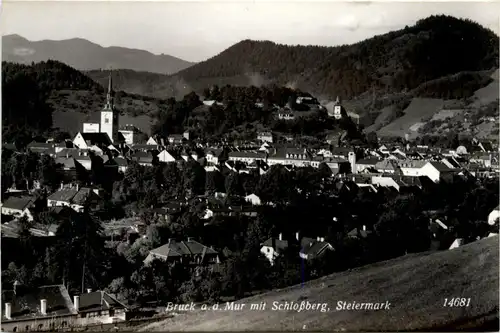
2;60;103;144
171;15;498;99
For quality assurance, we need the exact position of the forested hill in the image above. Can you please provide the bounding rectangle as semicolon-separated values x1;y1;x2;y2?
171;15;499;99
2;60;103;143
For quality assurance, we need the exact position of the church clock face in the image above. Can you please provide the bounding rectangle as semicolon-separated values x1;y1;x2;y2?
334;106;341;114
104;115;110;124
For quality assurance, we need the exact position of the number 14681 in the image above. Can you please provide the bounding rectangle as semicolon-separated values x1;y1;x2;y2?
443;298;471;307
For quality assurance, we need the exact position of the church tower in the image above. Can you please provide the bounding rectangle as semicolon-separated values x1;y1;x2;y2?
100;71;119;143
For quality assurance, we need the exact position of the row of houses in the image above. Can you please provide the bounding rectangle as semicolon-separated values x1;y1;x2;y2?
1;284;128;332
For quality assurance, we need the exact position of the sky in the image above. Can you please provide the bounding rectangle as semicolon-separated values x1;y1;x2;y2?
1;1;499;62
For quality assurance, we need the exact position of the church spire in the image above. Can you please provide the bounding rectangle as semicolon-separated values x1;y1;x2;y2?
105;70;114;109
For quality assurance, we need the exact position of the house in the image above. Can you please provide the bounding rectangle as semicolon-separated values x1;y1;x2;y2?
168;134;187;144
130;151;156;167
325;131;347;146
73;132;112;150
118;124;140;145
104;157;129;173
399;160;427;177
441;156;462;169
245;194;261;206
130;143;161;153
47;185;100;212
1;283;78;332
449;238;464;250
267;148;311;167
277;109;295;120
488;206;500;226
257;132;273;143
228;151;267;164
469;153;492;167
1;196;36;221
260;233;289;265
205;149;226;165
158;149;181;163
74;153;93;171
299;236;334;260
144;237;220;266
3;142;19;151
74;290;128;324
375;160;400;174
419;161;456;183
347;225;372;239
27;142;55;155
356;158;380;173
146;136;160;146
1;219;59;237
477;139;494;153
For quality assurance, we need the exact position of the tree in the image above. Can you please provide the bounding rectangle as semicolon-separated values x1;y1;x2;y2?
182;160;206;197
205;171;224;195
225;172;244;205
53;212;107;293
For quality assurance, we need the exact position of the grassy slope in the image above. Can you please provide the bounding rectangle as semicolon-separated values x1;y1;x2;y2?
377;98;446;138
140;236;499;332
472;69;499;108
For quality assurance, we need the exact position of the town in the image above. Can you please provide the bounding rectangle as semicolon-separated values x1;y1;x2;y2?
1;70;499;332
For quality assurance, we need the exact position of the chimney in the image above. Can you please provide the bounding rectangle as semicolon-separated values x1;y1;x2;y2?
296;232;300;241
87;288;92;294
5;303;12;320
73;296;80;312
60;182;64;190
279;233;282;241
76;184;79;191
168;238;174;244
362;225;366;231
187;237;193;242
40;299;47;315
320;237;325;242
317;236;321;241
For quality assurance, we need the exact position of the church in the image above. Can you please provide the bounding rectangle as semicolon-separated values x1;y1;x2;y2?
81;72;119;143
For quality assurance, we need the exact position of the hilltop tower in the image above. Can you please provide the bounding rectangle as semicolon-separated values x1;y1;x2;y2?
329;96;344;119
100;71;119;143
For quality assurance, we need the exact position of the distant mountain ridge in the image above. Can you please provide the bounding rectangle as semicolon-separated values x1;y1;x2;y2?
167;15;498;99
2;34;194;74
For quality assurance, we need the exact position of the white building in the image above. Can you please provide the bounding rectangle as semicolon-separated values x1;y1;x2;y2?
260;233;289;266
245;194;261;206
118;125;140;145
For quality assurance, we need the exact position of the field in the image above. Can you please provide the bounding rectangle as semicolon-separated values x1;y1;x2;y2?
139;236;499;331
377;98;445;138
471;69;500;108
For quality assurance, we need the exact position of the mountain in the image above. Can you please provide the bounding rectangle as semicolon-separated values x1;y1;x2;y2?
166;15;498;99
140;236;499;331
2;34;194;74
